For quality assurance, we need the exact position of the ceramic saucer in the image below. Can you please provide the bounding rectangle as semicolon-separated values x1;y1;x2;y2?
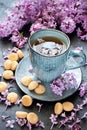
15;56;82;101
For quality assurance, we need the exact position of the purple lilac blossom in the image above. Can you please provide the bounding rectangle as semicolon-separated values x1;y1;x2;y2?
61;73;77;89
60;112;66;118
0;0;87;40
1;115;10;121
60;17;76;33
68;124;81;130
10;30;28;48
73;124;81;130
30;19;48;35
81;112;87;119
35;121;45;128
0;0;30;37
16;117;27;126
49;114;58;129
27;122;32;130
79;82;87;97
5;100;12;109
1;89;8;98
68;112;76;121
82;98;87;105
50;78;65;96
6;120;15;128
36;103;43;112
73;98;87;114
0;96;6;102
68;118;81;130
59;114;81;129
73;104;83;113
0;90;8;102
59;118;69;128
50;73;77;96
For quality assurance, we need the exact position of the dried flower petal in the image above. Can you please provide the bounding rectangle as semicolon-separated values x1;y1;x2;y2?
16;117;27;126
6;120;15;128
1;115;10;121
27;122;32;130
49;114;58;129
81;112;87;119
5;100;12;109
35;121;45;128
36;103;43;112
1;89;8;98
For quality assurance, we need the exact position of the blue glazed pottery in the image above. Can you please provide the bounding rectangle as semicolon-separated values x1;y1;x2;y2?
28;29;86;82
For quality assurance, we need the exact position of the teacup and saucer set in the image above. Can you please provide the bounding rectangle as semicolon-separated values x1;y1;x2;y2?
15;29;86;101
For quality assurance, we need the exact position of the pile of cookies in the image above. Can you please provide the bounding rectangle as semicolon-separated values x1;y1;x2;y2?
0;81;33;108
0;80;39;125
54;101;74;115
15;95;39;125
0;81;19;104
21;76;46;95
3;49;24;80
16;111;39;125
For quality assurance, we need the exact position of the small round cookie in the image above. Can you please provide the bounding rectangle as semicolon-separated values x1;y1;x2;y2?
27;112;39;124
7;92;18;103
8;52;19;61
21;95;33;107
17;49;24;59
4;59;12;70
3;70;13;80
28;81;38;90
11;61;18;71
0;81;8;92
21;76;32;87
54;102;63;115
62;101;74;112
34;84;46;94
16;111;28;119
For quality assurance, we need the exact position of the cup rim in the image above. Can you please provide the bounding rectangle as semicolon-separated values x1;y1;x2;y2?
28;29;70;57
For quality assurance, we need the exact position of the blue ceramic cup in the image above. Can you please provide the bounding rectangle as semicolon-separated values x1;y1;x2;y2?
28;29;86;82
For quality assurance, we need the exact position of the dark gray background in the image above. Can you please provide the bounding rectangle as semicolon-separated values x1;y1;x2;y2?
0;0;87;130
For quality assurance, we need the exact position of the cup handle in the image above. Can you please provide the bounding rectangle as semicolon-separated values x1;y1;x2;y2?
65;49;86;71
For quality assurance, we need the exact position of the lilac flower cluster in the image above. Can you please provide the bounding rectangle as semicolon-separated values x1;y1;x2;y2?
10;30;28;48
0;0;30;37
79;82;87;97
0;89;8;104
50;73;77;96
0;0;87;43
